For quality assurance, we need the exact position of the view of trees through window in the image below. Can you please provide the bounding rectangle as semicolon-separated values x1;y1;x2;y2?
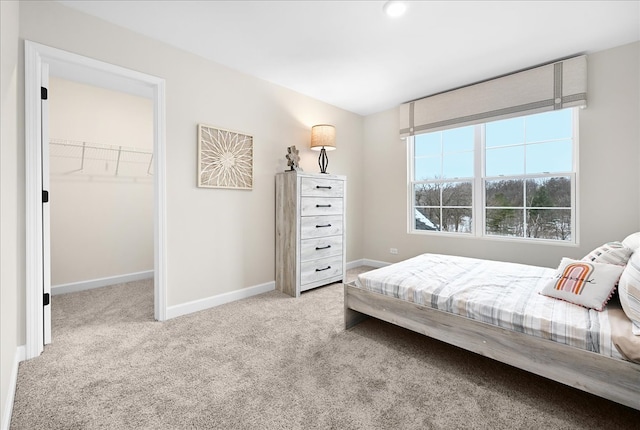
485;177;571;240
411;109;575;242
415;181;472;233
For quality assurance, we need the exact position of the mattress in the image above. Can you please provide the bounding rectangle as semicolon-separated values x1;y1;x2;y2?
355;253;625;360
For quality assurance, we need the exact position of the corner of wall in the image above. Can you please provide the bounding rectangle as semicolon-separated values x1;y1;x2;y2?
1;346;25;430
1;0;22;428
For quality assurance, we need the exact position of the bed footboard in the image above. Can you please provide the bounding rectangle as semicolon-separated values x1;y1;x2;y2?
343;283;640;411
344;281;368;329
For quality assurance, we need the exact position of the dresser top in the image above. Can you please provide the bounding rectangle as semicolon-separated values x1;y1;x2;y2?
277;170;346;180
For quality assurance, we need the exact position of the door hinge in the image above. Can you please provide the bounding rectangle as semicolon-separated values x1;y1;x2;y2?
42;190;49;203
41;87;48;100
43;293;50;306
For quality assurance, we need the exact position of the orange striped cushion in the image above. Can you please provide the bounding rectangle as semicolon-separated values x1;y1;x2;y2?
540;258;624;311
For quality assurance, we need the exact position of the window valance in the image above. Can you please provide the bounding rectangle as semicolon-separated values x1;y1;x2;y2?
399;55;587;138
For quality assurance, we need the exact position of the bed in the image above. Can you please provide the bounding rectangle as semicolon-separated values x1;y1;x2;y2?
344;234;640;411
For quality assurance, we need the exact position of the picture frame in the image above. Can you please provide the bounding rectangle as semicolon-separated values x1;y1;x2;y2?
197;124;253;190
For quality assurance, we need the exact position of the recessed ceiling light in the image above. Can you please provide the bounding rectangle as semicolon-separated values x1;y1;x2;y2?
383;1;407;18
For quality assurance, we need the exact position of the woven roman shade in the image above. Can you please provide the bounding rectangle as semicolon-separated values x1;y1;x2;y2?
399;55;587;138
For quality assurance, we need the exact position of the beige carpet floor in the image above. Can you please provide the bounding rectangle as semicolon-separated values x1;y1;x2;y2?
11;267;640;429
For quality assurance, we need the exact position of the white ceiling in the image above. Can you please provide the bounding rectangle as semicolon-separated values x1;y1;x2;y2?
57;1;640;116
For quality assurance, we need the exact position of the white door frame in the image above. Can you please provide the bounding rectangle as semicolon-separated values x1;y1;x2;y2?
41;61;51;345
24;40;168;360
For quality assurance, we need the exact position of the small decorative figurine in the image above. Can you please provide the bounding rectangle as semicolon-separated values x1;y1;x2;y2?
285;145;302;171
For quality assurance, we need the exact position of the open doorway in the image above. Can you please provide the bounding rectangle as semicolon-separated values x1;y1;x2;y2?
48;78;154;298
24;41;167;360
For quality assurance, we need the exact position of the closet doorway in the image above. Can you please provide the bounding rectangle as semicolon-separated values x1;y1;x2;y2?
24;41;167;360
48;77;155;306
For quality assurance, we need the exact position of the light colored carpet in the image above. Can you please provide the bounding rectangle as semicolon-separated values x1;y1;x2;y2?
11;267;640;429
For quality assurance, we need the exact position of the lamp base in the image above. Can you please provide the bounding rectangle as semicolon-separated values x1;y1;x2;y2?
318;147;329;174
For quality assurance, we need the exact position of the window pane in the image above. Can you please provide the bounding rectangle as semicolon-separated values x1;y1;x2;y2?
415;132;441;156
409;108;575;243
443;126;474;152
526;177;571;207
414;183;440;206
486;146;525;177
525;109;572;143
485;179;524;207
443;152;473;178
442;208;472;233
415;208;440;231
527;209;571;241
486;117;524;148
485;208;524;237
442;181;472;206
526;140;572;174
414;156;441;181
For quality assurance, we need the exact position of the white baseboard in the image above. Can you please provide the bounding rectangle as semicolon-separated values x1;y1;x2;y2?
347;259;389;270
51;270;154;296
346;259;365;270
166;260;391;321
2;345;25;430
166;281;275;320
351;258;390;269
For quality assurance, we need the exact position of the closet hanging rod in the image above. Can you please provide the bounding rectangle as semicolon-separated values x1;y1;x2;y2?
49;139;152;155
49;138;153;176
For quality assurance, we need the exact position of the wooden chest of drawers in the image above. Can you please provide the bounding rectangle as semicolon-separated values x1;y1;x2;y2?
275;171;346;297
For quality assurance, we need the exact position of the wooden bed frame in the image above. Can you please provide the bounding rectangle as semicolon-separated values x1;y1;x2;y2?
344;282;640;411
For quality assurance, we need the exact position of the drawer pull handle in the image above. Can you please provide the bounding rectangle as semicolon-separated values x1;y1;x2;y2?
316;185;332;189
316;204;332;208
316;224;332;228
316;266;331;272
315;245;331;250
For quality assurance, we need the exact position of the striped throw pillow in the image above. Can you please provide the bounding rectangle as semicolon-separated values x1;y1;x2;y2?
582;241;633;266
619;252;640;330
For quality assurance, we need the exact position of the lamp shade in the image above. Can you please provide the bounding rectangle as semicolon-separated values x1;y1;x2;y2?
310;124;336;151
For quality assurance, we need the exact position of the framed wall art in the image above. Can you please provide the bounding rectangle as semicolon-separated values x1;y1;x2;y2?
197;124;253;190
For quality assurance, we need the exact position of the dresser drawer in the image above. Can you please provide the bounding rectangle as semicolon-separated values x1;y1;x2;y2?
300;215;343;239
301;197;343;216
301;177;344;197
300;236;343;261
300;255;343;286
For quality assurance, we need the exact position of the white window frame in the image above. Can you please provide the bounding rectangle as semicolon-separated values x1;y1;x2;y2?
408;108;579;245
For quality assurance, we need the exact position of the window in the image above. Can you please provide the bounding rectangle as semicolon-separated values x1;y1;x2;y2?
409;108;577;243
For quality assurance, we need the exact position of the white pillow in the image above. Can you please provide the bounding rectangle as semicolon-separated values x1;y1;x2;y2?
540;257;624;311
622;232;640;252
582;241;632;266
619;252;640;329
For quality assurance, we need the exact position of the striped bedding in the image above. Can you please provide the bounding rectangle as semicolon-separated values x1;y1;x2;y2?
355;253;624;360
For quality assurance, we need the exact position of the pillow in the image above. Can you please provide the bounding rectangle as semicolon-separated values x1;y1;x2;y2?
622;232;640;252
540;257;624;311
619;252;640;329
582;241;633;266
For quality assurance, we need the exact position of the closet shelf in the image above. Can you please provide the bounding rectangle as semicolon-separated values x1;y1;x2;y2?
50;138;153;177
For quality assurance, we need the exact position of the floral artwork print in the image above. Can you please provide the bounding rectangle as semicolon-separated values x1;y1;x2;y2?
198;124;253;189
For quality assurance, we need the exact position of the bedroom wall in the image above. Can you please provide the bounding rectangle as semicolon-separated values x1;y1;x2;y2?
48;77;154;286
1;1;21;427
580;41;640;252
362;41;640;269
15;1;364;330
